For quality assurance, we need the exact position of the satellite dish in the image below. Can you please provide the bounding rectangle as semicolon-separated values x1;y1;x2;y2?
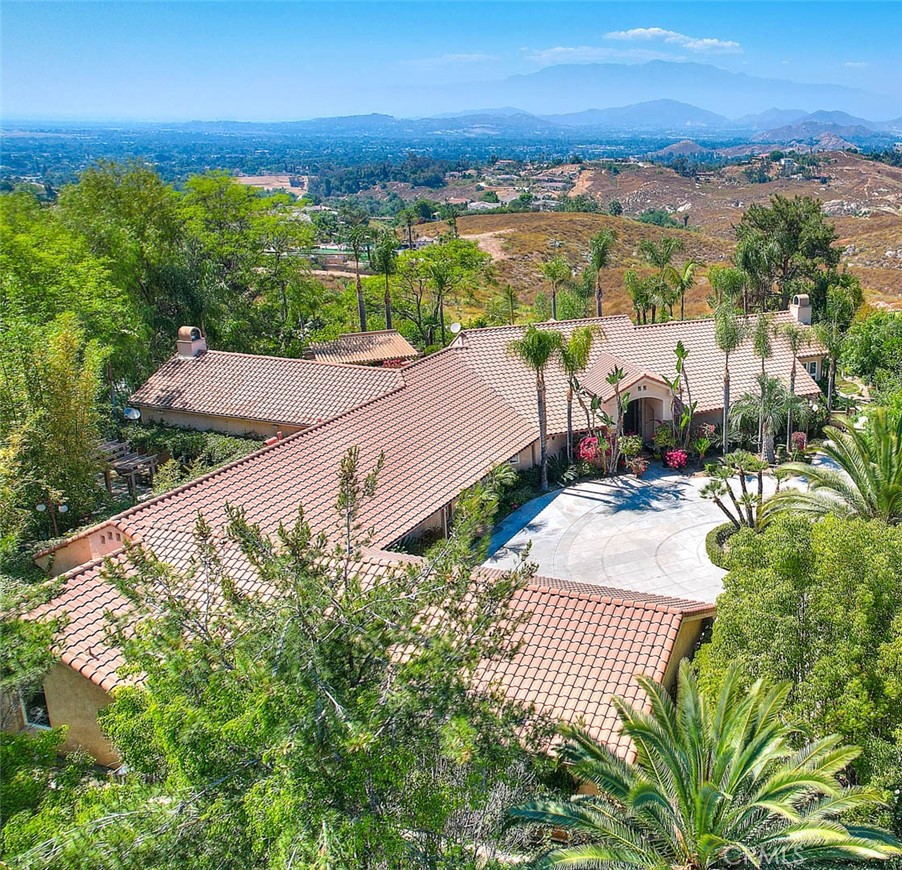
450;322;462;335
123;407;141;421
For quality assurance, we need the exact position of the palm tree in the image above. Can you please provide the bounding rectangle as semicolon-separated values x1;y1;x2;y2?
624;269;653;324
730;375;799;465
541;255;571;321
588;229;616;317
714;301;747;453
734;235;780;313
508;326;565;491
667;258;701;321
702;450;770;530
559;327;597;461
751;313;774;455
370;229;398;329
501;284;519;325
766;409;902;524
780;321;810;450
815;282;856;412
396;207;416;249
510;661;900;869
344;223;373;331
638;235;685;277
707;264;746;309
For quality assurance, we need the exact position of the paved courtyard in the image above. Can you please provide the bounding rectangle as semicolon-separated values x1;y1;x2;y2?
485;466;729;603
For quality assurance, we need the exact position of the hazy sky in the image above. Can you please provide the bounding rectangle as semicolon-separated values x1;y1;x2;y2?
2;1;900;121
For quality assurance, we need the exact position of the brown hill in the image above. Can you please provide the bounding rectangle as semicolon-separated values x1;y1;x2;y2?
417;212;734;320
417;198;901;319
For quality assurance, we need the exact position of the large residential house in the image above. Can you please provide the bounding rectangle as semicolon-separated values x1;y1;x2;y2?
17;305;824;765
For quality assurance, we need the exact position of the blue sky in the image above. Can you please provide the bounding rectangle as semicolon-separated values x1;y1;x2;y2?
2;1;900;121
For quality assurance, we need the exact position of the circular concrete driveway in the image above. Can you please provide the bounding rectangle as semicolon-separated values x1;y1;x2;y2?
485;466;727;603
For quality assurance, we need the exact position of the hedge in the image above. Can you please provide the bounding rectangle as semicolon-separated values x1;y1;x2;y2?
705;522;737;569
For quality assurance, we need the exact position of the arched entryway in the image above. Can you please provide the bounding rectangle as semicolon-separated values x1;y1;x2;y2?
624;396;666;442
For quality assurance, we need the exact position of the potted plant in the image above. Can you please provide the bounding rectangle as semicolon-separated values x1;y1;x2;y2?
653;423;675;461
692;435;711;466
619;434;643;462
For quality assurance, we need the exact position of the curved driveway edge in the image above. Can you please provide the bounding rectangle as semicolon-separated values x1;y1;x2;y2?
485;467;727;603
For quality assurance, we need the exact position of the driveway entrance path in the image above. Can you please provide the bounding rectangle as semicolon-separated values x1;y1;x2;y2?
485;466;728;603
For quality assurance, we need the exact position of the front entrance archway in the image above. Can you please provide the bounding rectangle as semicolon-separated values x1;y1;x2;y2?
625;397;665;443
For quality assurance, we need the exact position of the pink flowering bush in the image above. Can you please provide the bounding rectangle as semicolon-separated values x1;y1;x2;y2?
696;422;717;440
664;448;689;470
790;431;808;453
576;436;599;461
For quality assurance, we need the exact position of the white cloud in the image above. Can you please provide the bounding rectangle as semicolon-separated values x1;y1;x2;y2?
403;53;497;69
843;61;869;68
605;27;741;54
524;45;681;65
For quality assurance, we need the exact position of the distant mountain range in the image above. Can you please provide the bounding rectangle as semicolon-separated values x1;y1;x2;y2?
420;60;898;121
171;100;900;140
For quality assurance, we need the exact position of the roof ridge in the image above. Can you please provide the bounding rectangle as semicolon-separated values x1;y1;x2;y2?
312;329;402;340
527;579;714;615
461;315;631;335
475;566;714;615
191;349;406;376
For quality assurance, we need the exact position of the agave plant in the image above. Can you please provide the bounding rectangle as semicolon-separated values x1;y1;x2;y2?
510;661;900;868
766;409;902;524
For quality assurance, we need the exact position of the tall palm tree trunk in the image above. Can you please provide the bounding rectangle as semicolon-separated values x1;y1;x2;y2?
355;255;367;332
566;387;574;462
383;274;393;329
680;291;685;321
595;274;603;317
723;360;731;454
758;359;765;455
551;286;558;321
827;356;836;412
537;374;549;491
786;360;796;451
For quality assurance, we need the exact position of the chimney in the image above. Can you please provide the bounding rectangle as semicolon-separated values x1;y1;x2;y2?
176;326;207;358
788;294;812;325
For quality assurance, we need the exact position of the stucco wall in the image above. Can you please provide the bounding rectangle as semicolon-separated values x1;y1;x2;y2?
136;406;303;439
43;663;118;766
662;615;713;688
36;526;127;577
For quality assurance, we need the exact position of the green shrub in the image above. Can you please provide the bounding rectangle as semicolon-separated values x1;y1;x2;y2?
123;423;260;473
619;434;643;458
705;522;735;569
653;424;675;450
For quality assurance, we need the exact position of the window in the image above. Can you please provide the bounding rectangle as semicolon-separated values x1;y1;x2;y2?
509;455;521;466
21;687;51;729
805;360;819;378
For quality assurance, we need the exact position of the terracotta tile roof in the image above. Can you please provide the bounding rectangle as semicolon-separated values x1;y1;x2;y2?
130;351;403;428
50;313;823;571
597;312;823;413
580;351;670;401
98;347;535;559
33;549;712;753
479;574;713;756
456;313;822;418
309;330;419;365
